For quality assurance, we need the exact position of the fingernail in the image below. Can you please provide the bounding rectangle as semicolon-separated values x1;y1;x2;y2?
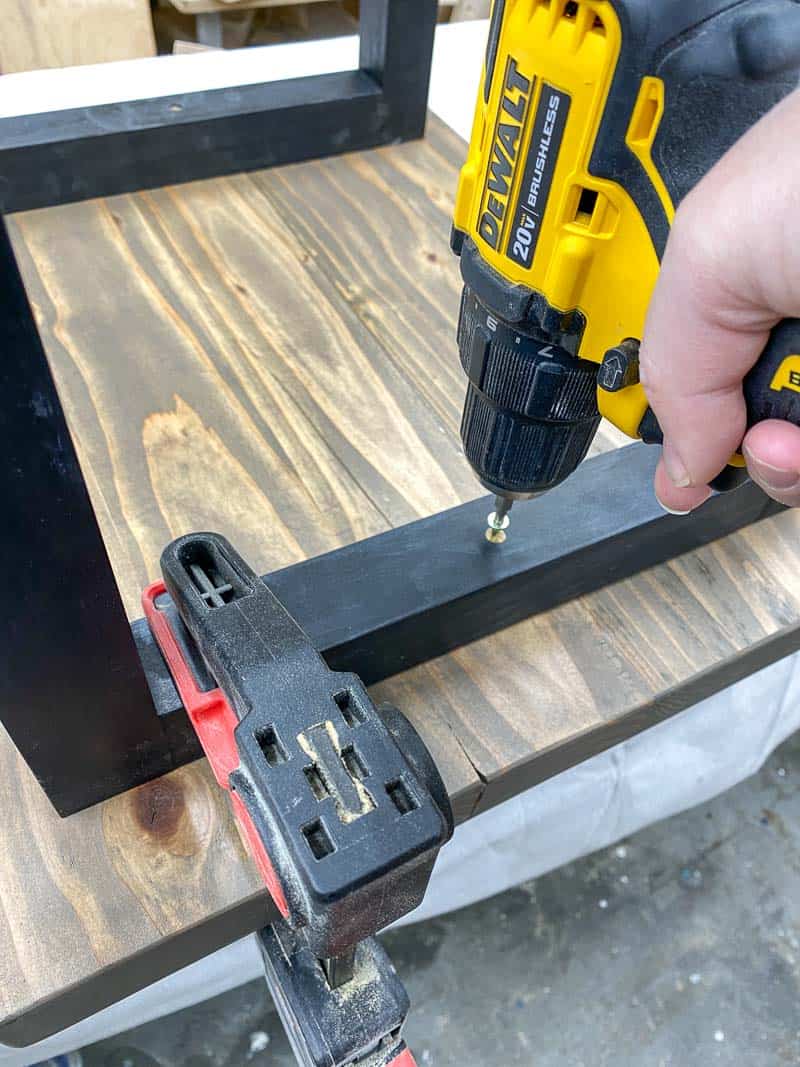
745;453;800;492
662;442;691;488
656;489;712;516
657;499;692;516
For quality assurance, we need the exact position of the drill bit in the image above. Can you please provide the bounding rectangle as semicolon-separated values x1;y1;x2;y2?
486;495;513;544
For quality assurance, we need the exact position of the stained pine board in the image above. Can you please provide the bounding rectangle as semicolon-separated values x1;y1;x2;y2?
3;115;800;1045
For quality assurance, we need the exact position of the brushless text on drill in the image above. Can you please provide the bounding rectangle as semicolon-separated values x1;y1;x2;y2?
506;84;571;270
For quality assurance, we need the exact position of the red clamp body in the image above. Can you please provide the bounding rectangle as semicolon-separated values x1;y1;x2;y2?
390;1050;417;1067
143;580;289;917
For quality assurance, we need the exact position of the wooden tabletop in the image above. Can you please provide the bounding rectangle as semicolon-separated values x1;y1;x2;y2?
3;115;800;1048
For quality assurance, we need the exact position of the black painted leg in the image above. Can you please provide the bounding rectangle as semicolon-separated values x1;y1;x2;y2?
360;0;439;141
0;0;440;215
0;217;172;815
0;2;441;817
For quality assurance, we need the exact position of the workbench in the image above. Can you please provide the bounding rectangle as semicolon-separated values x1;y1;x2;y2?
3;22;800;1058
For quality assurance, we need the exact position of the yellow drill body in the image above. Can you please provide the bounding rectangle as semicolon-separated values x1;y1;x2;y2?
455;0;666;438
452;0;800;512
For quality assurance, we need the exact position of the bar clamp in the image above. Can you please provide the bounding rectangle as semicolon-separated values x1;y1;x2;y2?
144;532;454;1067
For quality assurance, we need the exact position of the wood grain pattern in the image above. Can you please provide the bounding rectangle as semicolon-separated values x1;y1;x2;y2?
3;115;800;1045
0;0;156;73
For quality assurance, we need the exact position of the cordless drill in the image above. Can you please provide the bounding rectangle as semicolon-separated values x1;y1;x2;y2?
452;0;800;541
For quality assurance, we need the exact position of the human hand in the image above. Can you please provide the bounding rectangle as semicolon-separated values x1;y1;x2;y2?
639;88;800;512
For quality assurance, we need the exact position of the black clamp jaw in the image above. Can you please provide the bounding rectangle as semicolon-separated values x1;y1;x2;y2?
152;533;454;1067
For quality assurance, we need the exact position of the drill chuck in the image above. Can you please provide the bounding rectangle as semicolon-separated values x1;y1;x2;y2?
458;285;602;498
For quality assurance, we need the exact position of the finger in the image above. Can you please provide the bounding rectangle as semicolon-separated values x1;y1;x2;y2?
638;91;800;492
653;457;711;514
640;199;772;490
743;419;800;506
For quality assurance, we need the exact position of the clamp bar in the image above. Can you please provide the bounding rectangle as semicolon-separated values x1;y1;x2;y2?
258;925;414;1067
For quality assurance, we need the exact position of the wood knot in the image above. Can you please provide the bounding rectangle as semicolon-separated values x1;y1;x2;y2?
103;765;213;874
131;776;186;840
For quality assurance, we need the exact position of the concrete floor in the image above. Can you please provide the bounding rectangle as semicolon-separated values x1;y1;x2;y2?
79;731;800;1066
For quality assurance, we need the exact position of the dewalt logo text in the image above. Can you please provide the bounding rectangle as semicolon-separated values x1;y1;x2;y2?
478;57;532;251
